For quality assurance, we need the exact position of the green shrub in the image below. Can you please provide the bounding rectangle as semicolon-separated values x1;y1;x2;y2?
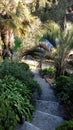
0;97;17;130
0;60;33;79
0;61;41;130
2;89;34;121
17;62;29;70
0;75;34;130
42;67;56;78
0;61;41;94
55;76;73;104
0;61;29;75
55;76;72;93
56;120;73;130
55;75;73;119
55;76;73;103
0;75;32;99
24;79;41;95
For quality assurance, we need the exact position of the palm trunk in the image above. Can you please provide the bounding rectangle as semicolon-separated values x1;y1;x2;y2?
0;25;14;59
55;57;65;78
1;26;9;59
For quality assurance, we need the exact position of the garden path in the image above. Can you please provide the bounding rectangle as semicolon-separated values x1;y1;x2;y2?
16;60;65;130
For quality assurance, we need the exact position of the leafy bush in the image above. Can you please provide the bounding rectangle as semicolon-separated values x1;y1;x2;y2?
55;76;73;104
0;61;29;75
0;97;17;130
56;120;73;130
0;61;41;94
2;90;34;121
0;75;35;130
0;60;33;79
24;79;41;95
42;67;56;78
55;75;73;119
17;62;29;70
0;75;32;99
0;61;41;130
55;76;72;93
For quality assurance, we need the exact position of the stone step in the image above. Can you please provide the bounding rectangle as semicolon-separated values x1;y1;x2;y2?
40;90;57;102
36;100;65;118
15;121;41;130
32;111;64;130
33;76;57;102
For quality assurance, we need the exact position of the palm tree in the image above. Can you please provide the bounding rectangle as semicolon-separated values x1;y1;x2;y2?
0;0;35;59
53;30;73;78
42;20;73;78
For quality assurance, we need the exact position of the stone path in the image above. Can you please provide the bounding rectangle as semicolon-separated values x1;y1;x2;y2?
16;68;65;130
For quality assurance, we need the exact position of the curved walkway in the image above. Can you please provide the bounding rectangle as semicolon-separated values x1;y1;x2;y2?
31;69;65;130
16;67;65;130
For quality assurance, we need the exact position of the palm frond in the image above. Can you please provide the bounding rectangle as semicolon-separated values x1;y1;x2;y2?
0;0;37;38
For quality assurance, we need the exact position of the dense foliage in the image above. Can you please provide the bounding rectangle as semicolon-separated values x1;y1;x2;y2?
31;0;73;27
0;97;17;130
55;75;73;119
0;61;41;130
41;66;56;78
0;61;41;94
56;120;73;130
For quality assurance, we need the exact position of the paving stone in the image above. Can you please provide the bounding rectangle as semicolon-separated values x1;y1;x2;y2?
15;121;41;130
36;100;65;117
33;76;57;102
32;111;64;130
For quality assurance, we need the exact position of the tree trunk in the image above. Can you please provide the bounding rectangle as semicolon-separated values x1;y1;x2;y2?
35;0;39;11
0;25;14;59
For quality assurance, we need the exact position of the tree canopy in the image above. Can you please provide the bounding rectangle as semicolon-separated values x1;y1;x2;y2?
0;0;73;59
